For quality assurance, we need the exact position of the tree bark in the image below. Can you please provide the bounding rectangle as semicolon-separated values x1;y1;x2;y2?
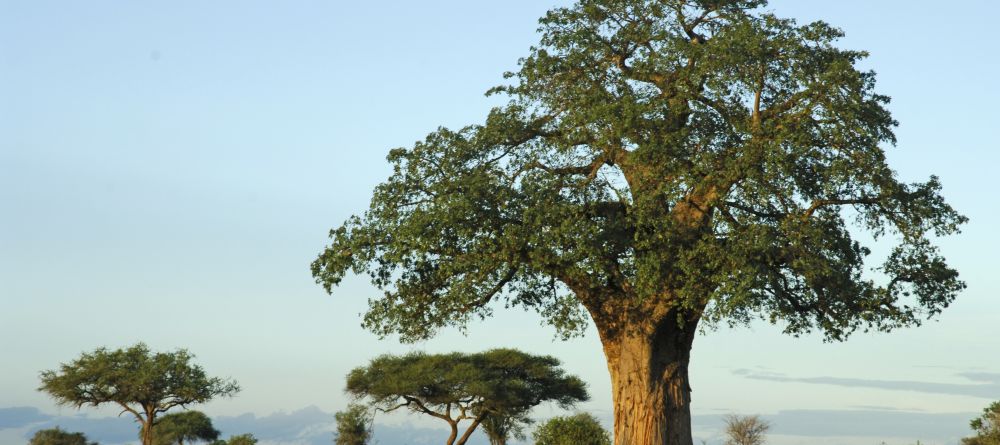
141;414;154;445
601;313;698;445
445;422;458;445
455;417;484;445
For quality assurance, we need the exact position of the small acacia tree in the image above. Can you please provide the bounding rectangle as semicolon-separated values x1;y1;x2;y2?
312;1;965;444
346;348;588;445
334;403;373;445
147;410;221;445
962;402;1000;445
722;414;770;445
38;343;240;445
481;411;532;445
28;427;98;445
533;413;612;445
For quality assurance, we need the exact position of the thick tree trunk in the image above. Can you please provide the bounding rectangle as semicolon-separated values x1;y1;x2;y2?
601;315;697;445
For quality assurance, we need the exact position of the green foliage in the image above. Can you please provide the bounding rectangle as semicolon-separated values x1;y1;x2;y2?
312;0;965;344
962;402;1000;445
28;427;97;445
532;413;611;445
347;348;588;414
723;414;770;445
334;403;373;445
148;410;220;445
225;436;258;445
209;434;258;445
38;343;239;445
346;349;588;445
481;411;532;445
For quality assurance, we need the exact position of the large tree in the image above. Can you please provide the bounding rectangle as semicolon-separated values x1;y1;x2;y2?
311;1;966;444
345;349;588;445
39;343;240;445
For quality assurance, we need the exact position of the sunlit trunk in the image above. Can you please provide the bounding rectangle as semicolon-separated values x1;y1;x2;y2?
601;315;697;445
141;414;154;445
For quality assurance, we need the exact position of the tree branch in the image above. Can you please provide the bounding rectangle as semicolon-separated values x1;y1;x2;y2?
523;150;610;179
116;404;144;424
455;412;488;445
673;3;715;43
401;396;453;423
459;266;519;314
803;196;881;218
724;201;785;219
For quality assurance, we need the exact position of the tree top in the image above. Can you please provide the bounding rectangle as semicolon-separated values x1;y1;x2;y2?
313;0;965;343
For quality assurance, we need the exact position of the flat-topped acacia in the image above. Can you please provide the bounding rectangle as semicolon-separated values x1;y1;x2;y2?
38;343;239;445
346;349;588;445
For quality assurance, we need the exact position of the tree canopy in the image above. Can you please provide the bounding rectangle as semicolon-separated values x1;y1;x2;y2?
313;0;964;344
313;0;965;444
346;348;588;445
532;413;612;445
38;343;240;445
722;414;770;445
148;410;220;445
28;427;98;445
481;411;533;445
209;434;258;445
963;402;1000;445
334;403;373;445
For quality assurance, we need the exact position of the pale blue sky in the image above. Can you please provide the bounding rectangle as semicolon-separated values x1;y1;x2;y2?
2;1;998;444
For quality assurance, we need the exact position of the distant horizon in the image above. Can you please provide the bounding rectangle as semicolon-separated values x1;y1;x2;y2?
0;403;981;445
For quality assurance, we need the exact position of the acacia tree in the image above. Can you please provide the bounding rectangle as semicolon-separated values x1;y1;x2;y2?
28;427;98;445
962;402;1000;445
39;343;240;445
334;403;373;445
147;410;221;445
722;414;770;445
481;411;532;445
533;413;612;445
345;349;588;445
312;1;966;444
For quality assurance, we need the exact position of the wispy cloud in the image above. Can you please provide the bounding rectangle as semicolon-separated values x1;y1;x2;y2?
733;368;1000;398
